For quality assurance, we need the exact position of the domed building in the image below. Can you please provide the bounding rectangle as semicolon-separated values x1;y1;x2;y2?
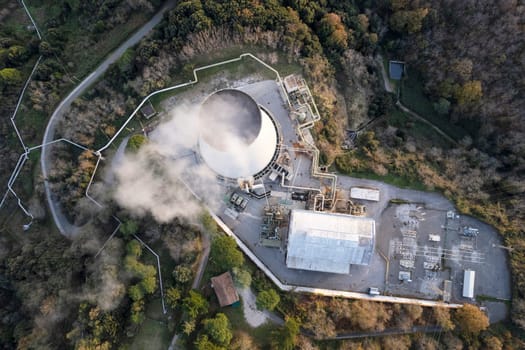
198;89;279;180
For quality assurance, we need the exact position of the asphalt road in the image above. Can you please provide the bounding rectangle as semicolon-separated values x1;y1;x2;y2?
40;0;176;237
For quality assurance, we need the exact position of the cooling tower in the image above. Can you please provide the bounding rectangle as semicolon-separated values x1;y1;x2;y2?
198;89;278;179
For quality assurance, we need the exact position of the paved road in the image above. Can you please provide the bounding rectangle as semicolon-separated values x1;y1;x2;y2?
40;0;176;237
191;231;210;289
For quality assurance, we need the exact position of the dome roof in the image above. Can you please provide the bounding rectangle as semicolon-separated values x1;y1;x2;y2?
198;89;278;179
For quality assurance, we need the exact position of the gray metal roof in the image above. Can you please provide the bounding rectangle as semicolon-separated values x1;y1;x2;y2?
286;210;375;274
389;61;405;80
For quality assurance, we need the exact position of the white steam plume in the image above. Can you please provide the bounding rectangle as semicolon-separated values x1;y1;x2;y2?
111;102;223;223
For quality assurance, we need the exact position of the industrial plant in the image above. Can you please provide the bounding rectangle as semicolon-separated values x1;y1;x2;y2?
145;55;509;310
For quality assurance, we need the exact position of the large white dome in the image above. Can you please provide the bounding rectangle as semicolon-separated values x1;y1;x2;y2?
198;89;278;179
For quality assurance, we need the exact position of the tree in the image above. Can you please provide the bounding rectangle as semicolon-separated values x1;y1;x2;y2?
413;335;439;350
120;220;138;238
194;334;225;350
357;131;380;152
231;331;259;350
390;8;429;34
182;320;196;336
7;45;28;65
318;13;348;51
302;302;336;339
483;336;503;350
454;304;489;336
166;287;181;309
202;313;233;346
126;240;142;258
381;335;411;350
140;274;157;294
201;212;219;234
183;290;209;320
272;317;300;350
454;80;483;105
130;300;145;325
116;48;136;78
210;236;244;272
127;134;147;153
349;300;392;331
433;98;451;115
0;68;22;86
256;289;280;311
232;267;251;288
128;284;144;301
433;307;454;331
173;265;193;285
38;41;55;56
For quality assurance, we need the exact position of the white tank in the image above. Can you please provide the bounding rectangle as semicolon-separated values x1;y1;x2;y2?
198;89;278;179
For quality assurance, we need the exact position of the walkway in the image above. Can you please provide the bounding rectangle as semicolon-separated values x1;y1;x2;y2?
396;101;458;146
330;325;442;340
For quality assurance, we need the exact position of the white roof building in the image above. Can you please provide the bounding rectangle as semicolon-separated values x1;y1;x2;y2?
286;209;375;274
198;89;278;179
350;187;380;202
463;269;475;299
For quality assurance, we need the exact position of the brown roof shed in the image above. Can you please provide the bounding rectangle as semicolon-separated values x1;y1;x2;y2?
211;272;239;307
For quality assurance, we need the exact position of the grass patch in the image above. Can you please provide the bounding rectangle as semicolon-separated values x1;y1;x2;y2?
151;47;302;112
477;295;511;305
0;0;33;33
387;108;454;149
187;45;302;78
129;306;171;350
389;198;410;204
400;68;467;141
345;170;428;191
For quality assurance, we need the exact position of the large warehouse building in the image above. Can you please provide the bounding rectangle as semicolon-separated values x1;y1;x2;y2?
286;209;375;274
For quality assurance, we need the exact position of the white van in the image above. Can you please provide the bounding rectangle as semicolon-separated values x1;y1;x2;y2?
368;287;380;296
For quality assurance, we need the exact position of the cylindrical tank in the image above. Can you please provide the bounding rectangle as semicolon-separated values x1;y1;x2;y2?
198;89;278;179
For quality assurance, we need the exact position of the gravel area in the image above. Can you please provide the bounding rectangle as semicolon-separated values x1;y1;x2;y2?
239;287;271;327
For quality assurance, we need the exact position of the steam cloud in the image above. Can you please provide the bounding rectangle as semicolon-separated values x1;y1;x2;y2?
110;97;250;223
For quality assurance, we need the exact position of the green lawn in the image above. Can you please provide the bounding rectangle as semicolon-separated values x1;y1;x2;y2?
345;169;429;192
388;108;454;149
1;0;33;35
400;68;467;141
129;318;170;350
150;47;302;112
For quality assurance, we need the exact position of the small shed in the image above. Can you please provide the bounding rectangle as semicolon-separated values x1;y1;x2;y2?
211;272;239;307
463;270;476;299
389;60;405;80
350;187;380;202
140;101;157;119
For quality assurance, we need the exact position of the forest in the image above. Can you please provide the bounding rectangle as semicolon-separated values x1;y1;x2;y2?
0;0;524;349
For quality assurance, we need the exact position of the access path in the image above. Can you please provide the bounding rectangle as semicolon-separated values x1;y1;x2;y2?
41;0;177;237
